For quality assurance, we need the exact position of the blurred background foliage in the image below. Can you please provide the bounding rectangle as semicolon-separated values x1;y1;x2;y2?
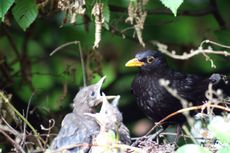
0;0;230;148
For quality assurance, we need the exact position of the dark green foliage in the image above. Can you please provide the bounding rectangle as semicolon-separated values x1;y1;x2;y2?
0;0;230;152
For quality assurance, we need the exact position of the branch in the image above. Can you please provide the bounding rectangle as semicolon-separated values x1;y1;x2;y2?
209;0;227;29
152;40;230;68
2;25;20;59
146;103;230;137
0;129;25;153
158;79;193;127
145;78;230;137
21;92;35;148
109;5;212;17
0;122;21;137
0;91;46;146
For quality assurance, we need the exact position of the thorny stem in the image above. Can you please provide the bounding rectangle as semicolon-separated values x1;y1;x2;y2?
0;92;46;146
50;41;86;86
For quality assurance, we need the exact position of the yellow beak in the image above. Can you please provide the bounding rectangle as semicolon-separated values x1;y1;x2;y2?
125;58;144;67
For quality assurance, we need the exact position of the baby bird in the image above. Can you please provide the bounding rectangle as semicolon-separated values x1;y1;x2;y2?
50;76;106;153
85;94;131;153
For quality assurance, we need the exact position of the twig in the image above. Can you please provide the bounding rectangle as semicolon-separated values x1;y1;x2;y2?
159;79;194;127
51;142;145;153
0;129;25;153
21;92;35;147
145;78;230;137
209;0;226;29
146;103;230;136
51;143;91;153
182;125;197;144
112;143;145;153
0;91;46;146
152;40;230;68
200;40;230;49
40;119;55;145
0;122;21;137
50;41;86;86
153;40;230;59
2;25;20;59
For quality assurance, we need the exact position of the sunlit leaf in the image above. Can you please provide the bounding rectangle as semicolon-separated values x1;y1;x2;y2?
159;0;183;16
217;145;230;153
12;0;38;31
103;1;110;30
0;0;15;21
208;116;230;144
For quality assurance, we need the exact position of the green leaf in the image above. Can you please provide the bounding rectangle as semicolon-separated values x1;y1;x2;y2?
103;1;110;30
208;116;230;144
0;0;15;21
215;30;230;45
176;144;211;153
217;145;230;153
159;0;183;16
12;0;38;31
90;64;116;88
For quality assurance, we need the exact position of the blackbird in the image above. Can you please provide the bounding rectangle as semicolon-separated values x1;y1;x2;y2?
85;94;131;153
50;76;106;153
125;50;229;128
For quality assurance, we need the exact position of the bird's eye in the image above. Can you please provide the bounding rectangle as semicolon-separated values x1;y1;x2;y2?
90;91;95;97
147;56;155;64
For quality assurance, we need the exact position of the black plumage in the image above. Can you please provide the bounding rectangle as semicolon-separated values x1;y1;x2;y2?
126;50;229;127
50;76;106;153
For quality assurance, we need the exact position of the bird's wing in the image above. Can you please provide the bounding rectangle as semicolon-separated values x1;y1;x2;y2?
171;72;207;104
51;113;98;152
118;123;131;145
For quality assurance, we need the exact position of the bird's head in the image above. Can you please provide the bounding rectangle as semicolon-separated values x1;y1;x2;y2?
73;76;106;113
85;93;122;130
125;50;167;71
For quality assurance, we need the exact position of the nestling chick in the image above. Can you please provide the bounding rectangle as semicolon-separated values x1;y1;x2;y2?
85;93;131;153
50;76;106;153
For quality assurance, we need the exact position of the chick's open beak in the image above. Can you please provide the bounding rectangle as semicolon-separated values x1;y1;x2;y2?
125;58;144;67
96;76;106;89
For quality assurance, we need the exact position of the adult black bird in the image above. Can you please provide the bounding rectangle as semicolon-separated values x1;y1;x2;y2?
50;76;106;153
125;50;229;130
